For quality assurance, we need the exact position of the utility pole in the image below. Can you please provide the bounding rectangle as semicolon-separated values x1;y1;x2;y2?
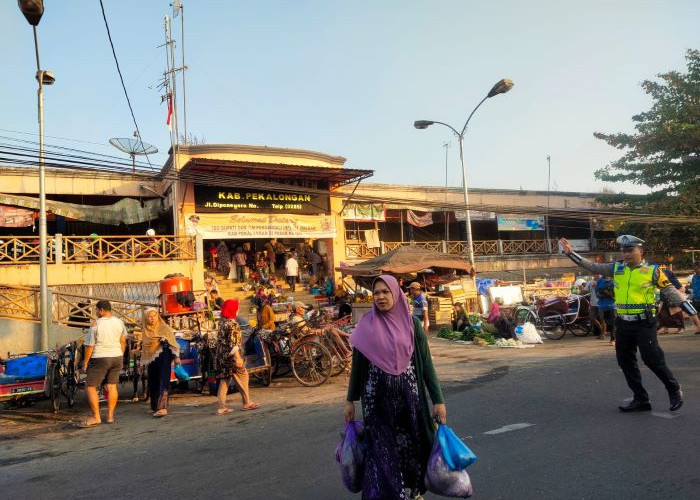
546;155;552;253
443;141;450;242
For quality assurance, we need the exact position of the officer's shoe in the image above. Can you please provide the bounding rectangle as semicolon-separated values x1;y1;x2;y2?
669;388;684;412
618;400;652;412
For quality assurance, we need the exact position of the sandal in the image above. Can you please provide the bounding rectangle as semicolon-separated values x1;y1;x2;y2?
153;409;168;418
215;408;233;416
77;420;101;428
242;402;261;411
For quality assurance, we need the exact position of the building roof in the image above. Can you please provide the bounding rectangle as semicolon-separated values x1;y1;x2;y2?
179;157;373;188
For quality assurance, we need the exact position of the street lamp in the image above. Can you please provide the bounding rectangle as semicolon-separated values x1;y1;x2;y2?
18;0;53;350
414;78;514;266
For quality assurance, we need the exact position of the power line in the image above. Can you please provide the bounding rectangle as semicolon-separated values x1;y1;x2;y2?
98;0;154;170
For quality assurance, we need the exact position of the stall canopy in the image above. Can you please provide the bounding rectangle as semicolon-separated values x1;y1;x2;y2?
338;246;473;277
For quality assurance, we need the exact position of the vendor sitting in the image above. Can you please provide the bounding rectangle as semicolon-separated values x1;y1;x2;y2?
451;302;470;332
258;298;276;330
290;301;309;326
209;290;225;311
481;297;504;334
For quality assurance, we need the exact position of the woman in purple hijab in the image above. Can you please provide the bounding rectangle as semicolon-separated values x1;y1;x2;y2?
344;275;446;500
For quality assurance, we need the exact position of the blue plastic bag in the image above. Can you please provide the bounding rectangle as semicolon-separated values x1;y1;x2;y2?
173;363;190;381
425;438;473;498
335;420;366;493
437;423;477;470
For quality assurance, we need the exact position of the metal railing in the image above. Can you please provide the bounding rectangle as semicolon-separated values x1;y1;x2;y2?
0;235;195;265
0;285;40;321
348;238;617;259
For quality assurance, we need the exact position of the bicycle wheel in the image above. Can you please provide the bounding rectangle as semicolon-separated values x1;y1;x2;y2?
62;361;78;408
569;317;593;336
541;313;566;340
291;341;331;387
514;307;537;326
48;363;61;413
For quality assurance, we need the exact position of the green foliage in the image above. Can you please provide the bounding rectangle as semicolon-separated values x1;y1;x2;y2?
594;49;700;249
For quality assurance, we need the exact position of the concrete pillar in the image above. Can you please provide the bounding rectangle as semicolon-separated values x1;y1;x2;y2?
55;233;63;265
498;239;504;255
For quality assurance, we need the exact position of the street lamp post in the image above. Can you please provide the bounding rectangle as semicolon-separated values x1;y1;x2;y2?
18;0;54;351
414;78;514;266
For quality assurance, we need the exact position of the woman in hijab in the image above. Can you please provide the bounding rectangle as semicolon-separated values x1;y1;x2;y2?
141;308;180;418
214;299;261;415
344;275;446;500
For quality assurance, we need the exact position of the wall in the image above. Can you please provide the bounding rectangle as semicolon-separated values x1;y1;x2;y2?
0;317;83;355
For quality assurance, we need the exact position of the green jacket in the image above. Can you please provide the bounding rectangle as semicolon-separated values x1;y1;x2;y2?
347;316;445;479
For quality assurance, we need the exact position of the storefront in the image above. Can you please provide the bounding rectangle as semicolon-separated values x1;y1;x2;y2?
170;145;373;277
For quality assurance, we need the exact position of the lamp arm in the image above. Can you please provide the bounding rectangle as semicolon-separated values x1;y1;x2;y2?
460;95;489;137
429;121;462;140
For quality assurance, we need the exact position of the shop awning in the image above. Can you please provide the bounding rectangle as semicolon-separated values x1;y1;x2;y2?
0;193;164;226
180;158;373;189
338;246;473;277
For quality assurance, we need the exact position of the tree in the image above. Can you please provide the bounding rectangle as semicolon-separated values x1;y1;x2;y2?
593;49;700;258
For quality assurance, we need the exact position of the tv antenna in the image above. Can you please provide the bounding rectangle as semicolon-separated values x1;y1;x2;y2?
109;132;158;172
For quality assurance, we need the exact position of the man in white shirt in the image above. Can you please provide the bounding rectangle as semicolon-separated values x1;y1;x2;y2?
285;253;299;292
79;299;127;427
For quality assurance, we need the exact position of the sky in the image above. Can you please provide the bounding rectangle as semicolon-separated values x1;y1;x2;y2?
2;0;698;194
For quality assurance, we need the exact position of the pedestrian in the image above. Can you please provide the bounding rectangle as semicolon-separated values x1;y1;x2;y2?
141;308;181;418
204;272;219;295
207;242;218;270
263;239;276;274
209;289;225;311
234;246;247;282
217;241;231;276
79;300;127;427
344;275;446;500
408;282;430;332
595;274;616;345
686;261;700;334
306;249;323;279
214;299;260;415
560;235;697;412
285;252;299;292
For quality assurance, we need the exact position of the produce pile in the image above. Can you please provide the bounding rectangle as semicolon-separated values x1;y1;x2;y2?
437;326;496;345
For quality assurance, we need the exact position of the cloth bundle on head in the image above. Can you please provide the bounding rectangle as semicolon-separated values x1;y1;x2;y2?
221;299;239;319
350;275;414;376
141;307;180;367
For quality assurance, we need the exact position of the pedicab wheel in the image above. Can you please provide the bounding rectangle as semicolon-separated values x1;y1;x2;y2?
570;318;593;336
48;363;61;413
514;307;538;326
541;313;566;340
330;356;350;377
291;341;332;387
251;344;273;387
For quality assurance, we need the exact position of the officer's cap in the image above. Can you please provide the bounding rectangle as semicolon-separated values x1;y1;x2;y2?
616;235;644;249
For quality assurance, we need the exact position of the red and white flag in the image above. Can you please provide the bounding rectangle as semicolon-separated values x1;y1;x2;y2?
166;95;173;131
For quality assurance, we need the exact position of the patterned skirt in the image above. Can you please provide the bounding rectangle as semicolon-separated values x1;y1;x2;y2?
361;361;422;500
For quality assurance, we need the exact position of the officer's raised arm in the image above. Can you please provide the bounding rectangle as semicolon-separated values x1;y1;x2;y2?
559;238;614;276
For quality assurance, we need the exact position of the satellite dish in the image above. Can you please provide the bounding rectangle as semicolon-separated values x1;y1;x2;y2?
109;134;158;172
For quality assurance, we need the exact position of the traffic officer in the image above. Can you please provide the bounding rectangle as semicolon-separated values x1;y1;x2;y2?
560;235;696;412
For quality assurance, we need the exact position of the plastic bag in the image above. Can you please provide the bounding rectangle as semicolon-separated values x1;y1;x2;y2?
335;420;366;493
437;424;477;470
519;322;543;344
173;363;190;381
425;437;473;498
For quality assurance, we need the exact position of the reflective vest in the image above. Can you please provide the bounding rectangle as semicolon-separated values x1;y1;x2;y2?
613;261;658;314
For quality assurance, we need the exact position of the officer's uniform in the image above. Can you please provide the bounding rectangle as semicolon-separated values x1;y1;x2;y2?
564;235;695;412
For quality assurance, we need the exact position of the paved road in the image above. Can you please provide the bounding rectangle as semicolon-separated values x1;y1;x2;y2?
1;334;698;500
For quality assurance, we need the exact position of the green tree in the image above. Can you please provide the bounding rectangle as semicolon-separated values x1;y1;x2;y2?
594;49;700;258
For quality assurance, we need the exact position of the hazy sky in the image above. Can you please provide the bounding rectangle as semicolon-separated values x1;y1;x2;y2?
2;1;698;194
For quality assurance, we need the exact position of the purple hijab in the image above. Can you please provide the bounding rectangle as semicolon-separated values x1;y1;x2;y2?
350;275;415;376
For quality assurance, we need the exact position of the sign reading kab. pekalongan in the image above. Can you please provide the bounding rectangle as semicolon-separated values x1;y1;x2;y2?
194;186;330;215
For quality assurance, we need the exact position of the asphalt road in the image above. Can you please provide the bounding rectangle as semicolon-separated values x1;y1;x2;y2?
1;334;699;500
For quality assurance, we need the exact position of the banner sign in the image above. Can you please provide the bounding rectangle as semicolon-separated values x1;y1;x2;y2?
454;210;496;221
341;203;385;221
497;214;545;231
185;213;336;239
194;186;329;215
0;204;34;228
406;210;433;227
